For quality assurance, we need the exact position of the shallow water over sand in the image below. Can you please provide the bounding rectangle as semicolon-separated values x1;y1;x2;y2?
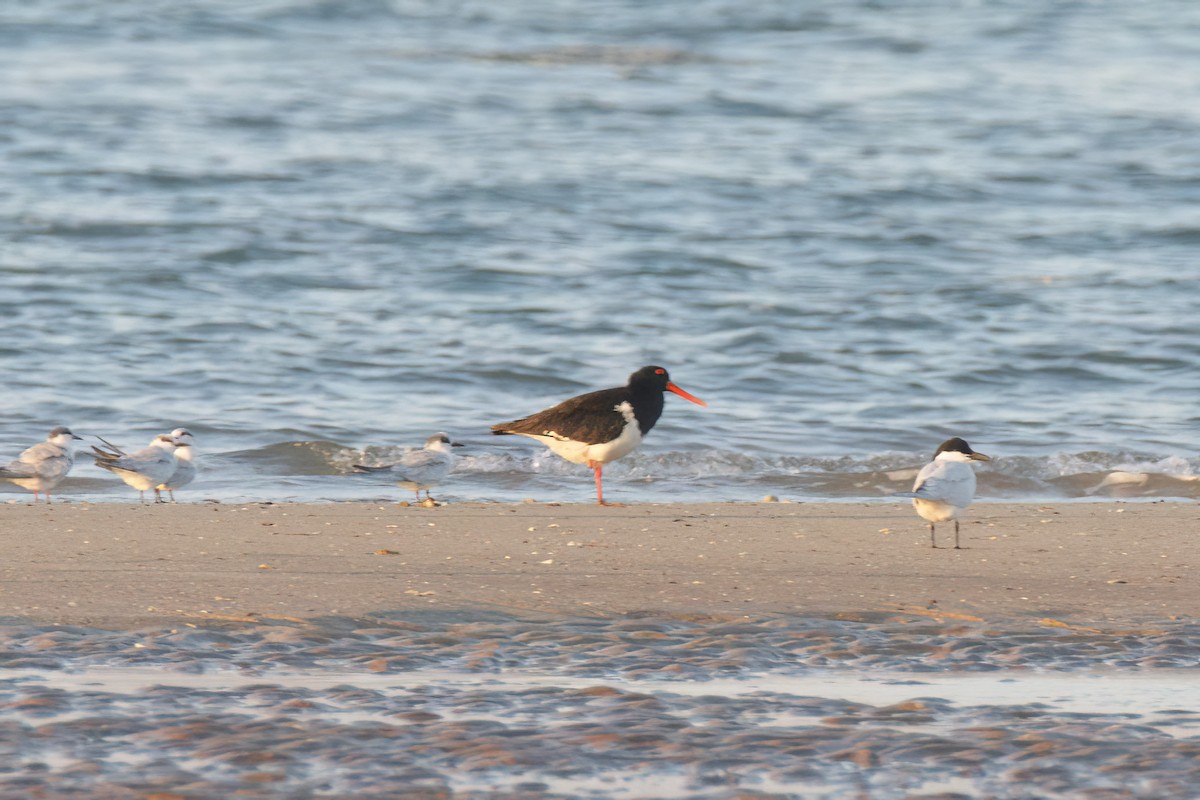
2;613;1197;798
13;662;1200;726
4;667;1199;798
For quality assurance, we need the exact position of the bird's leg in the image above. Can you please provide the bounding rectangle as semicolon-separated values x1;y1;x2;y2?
31;491;40;504
413;489;422;503
139;491;146;504
954;520;961;549
45;492;53;505
589;462;624;506
929;523;937;548
590;462;605;505
169;490;177;503
154;488;165;504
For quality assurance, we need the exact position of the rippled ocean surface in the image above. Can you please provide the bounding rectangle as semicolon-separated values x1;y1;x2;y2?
4;0;1200;503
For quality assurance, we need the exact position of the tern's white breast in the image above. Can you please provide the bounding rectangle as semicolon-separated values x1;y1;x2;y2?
912;498;960;524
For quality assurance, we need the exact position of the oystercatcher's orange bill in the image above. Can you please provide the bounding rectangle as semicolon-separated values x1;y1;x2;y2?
666;382;707;407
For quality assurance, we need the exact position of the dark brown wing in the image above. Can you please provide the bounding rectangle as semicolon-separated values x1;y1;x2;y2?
491;386;630;445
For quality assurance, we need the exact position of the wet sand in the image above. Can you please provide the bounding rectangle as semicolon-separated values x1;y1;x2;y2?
2;660;1198;799
2;501;1199;799
1;501;1194;628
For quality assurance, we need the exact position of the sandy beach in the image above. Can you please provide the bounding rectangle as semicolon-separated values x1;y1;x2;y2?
2;500;1193;629
3;500;1198;799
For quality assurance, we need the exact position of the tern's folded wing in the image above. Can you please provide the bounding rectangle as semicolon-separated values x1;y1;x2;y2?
910;462;976;507
0;461;36;478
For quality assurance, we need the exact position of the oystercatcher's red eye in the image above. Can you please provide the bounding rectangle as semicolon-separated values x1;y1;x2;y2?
655;368;665;375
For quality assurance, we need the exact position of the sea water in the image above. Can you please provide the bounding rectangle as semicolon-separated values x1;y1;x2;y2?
3;1;1200;503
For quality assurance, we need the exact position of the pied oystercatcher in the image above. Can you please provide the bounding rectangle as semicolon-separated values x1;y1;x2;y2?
491;365;706;505
896;437;991;549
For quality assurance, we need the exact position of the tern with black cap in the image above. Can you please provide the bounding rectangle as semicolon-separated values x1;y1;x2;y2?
157;428;198;502
0;426;84;504
93;433;182;504
353;432;463;503
896;437;991;548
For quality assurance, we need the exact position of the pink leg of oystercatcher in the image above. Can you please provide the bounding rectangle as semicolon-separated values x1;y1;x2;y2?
587;461;610;506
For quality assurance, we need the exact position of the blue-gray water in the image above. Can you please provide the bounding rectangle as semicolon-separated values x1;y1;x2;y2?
4;1;1200;503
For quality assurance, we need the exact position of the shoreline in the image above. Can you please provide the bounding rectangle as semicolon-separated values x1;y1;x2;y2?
1;501;1195;630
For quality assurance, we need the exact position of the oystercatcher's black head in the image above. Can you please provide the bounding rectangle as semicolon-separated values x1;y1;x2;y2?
628;366;707;406
934;437;991;461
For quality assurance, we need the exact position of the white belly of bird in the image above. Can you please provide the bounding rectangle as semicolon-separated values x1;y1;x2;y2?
912;498;960;524
117;471;160;492
159;462;196;491
396;476;435;491
116;462;175;491
10;476;51;493
541;402;643;466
